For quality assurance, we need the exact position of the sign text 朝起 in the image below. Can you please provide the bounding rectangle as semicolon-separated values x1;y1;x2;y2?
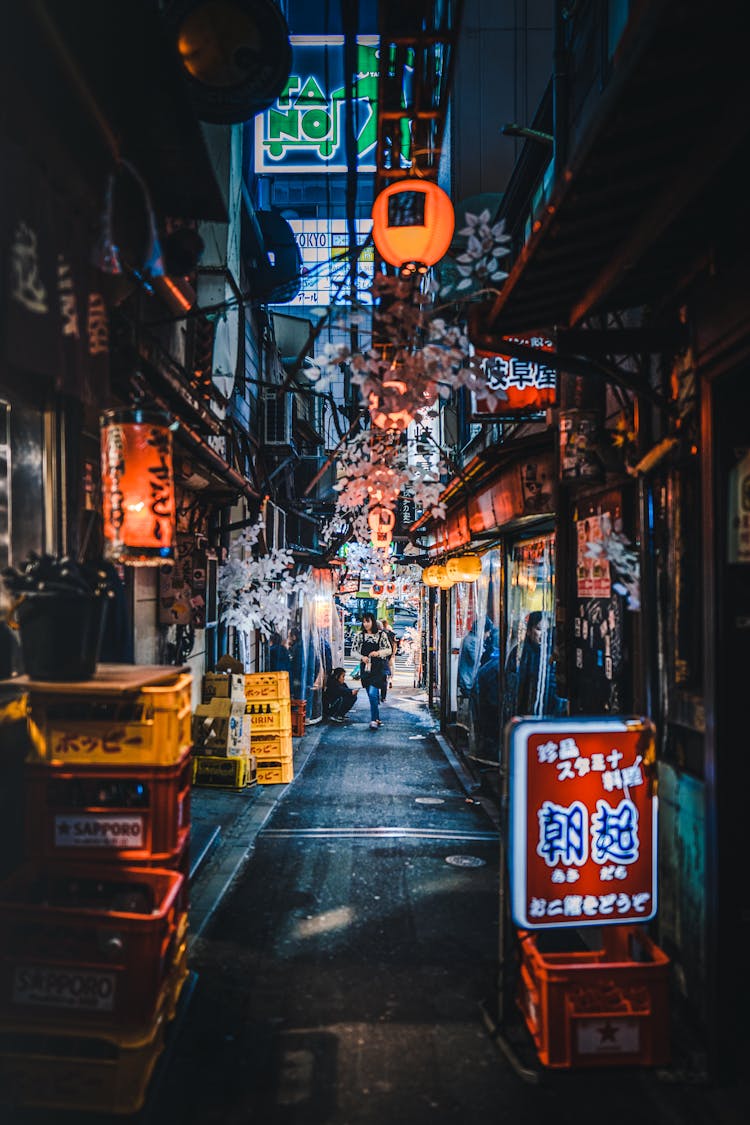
508;717;657;929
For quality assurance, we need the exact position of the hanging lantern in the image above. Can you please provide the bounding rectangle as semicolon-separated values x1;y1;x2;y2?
371;180;455;275
100;408;177;565
446;555;482;583
368;378;416;432
385;581;397;595
433;565;455;590
372;581;384;596
368;505;396;549
422;565;442;587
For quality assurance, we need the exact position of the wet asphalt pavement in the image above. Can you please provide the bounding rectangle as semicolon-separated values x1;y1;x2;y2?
146;678;746;1125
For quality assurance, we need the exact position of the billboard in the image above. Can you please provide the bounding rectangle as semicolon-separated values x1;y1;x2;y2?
255;36;379;174
288;218;373;307
508;717;658;930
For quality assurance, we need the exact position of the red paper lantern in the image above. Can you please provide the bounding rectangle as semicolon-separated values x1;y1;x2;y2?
371;180;455;274
100;408;177;565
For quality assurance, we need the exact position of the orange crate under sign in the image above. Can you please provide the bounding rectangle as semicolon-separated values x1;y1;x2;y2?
516;928;670;1068
24;747;191;865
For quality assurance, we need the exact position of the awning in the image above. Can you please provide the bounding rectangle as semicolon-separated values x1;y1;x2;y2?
411;435;555;554
473;0;750;339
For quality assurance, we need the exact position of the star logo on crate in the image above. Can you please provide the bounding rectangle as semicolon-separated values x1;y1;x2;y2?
596;1021;619;1043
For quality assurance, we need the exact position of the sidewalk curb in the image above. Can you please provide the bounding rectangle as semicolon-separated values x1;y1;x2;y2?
434;730;502;833
188;723;327;946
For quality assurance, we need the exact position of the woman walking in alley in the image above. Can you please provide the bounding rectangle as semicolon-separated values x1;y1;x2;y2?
351;612;393;729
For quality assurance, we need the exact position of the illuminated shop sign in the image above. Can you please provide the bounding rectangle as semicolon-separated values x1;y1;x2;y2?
288;219;373;307
471;335;557;419
508;717;657;929
255;36;379;174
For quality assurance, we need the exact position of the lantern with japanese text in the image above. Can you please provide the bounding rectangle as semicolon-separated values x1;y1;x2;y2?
371;180;455;275
422;565;441;587
100;408;177;565
368;505;396;549
446;555;482;583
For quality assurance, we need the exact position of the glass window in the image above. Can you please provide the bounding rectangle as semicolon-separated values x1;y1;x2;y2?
503;534;560;726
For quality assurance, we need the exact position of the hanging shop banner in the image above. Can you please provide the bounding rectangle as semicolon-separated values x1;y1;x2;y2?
508;717;657;930
470;335;556;420
255;36;378;174
158;535;210;626
559;408;604;482
576;514;612;598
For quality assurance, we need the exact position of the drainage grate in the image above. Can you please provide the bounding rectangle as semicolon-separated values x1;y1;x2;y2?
445;855;487;868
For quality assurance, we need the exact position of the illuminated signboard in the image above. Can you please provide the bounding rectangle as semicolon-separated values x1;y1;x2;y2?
471;335;557;419
508;717;657;930
255;36;378;174
288;219;373;307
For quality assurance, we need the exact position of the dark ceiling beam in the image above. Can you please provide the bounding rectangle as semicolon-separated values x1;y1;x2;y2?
569;88;750;327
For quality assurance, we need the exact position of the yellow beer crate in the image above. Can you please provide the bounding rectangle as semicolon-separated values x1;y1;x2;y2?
244;671;291;702
256;759;294;785
252;733;293;761
0;1005;167;1115
27;671;193;767
192;753;256;789
245;698;292;734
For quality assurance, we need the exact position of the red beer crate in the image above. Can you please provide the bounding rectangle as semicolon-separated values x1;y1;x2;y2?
290;699;306;737
0;863;184;1035
516;929;670;1068
24;746;191;865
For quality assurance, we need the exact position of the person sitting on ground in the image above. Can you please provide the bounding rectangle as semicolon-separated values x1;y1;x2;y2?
324;666;358;722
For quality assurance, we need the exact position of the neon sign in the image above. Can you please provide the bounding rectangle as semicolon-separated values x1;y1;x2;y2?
508;717;658;929
255;36;378;173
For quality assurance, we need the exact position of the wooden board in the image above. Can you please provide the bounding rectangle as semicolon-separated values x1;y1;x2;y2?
0;663;189;696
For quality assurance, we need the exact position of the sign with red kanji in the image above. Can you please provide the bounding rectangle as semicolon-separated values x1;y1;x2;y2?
508;717;657;929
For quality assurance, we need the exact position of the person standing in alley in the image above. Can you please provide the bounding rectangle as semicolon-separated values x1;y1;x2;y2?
269;632;291;673
378;618;398;700
351;612;393;729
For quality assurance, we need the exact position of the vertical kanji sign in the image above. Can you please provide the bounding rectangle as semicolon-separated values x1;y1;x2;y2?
508;717;657;929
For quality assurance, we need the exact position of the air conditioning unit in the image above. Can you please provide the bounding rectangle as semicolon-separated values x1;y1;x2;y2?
263;392;293;446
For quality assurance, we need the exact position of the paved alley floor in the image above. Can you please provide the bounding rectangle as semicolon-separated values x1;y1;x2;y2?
146;681;746;1125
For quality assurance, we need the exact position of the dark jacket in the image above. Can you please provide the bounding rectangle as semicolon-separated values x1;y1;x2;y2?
352;630;392;689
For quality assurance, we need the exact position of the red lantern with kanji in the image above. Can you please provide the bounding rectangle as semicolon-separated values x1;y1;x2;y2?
371;180;455;275
100;408;177;565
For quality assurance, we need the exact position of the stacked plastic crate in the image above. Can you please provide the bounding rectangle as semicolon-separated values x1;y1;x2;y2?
0;666;192;1116
191;668;256;789
244;671;294;784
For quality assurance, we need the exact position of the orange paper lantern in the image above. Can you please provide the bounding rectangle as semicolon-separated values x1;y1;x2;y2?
100;408;177;565
371;180;455;274
368;505;396;549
